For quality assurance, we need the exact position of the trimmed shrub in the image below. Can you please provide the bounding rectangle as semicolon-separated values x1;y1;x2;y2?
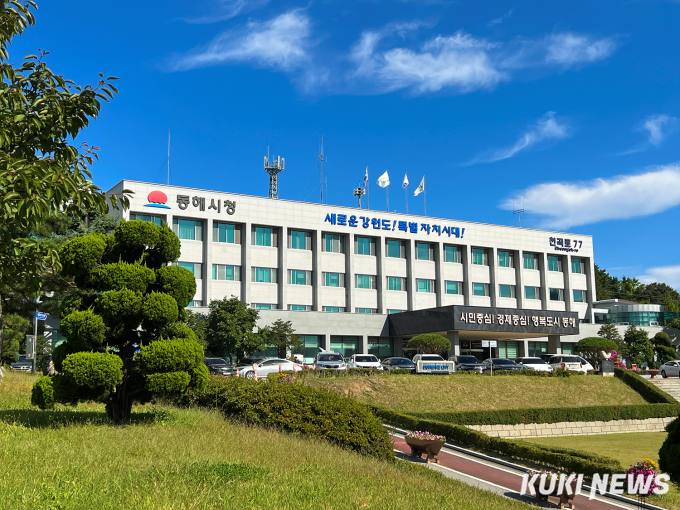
156;265;196;309
660;417;680;483
374;407;622;476
60;310;106;349
138;338;204;373
95;288;143;327
142;292;179;331
146;371;191;394
161;322;199;343
187;377;393;460
61;352;123;390
114;220;161;262
190;363;210;392
575;337;618;370
59;233;107;283
91;262;156;293
31;376;55;410
406;333;450;354
146;226;181;269
615;367;677;404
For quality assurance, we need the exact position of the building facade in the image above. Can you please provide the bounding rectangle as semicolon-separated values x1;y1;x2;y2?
108;180;599;361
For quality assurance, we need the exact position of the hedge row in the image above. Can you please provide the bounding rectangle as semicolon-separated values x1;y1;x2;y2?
185;377;393;460
410;403;680;425
614;368;678;404
374;406;623;476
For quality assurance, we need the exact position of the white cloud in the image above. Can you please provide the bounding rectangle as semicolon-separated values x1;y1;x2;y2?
172;10;310;71
467;112;569;164
500;164;680;228
545;33;617;66
183;0;269;24
643;114;678;146
639;265;680;291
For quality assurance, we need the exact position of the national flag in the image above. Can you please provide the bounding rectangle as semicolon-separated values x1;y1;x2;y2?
377;170;390;188
363;166;369;186
402;173;409;189
414;176;425;196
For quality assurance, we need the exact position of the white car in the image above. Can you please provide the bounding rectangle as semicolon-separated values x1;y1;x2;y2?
346;354;383;370
660;360;680;378
548;355;593;374
237;358;303;379
515;357;553;373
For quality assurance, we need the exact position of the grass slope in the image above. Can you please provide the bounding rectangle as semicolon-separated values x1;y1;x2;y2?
301;373;646;414
0;372;532;510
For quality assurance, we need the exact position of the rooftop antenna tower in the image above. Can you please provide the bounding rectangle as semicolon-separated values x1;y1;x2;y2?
264;151;285;199
353;186;366;208
319;136;326;203
512;199;525;227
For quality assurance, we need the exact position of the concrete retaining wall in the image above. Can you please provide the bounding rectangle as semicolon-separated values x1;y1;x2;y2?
469;417;675;438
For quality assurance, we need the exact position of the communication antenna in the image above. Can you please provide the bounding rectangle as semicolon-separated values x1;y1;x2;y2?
166;128;171;184
319;136;326;203
512;199;525;226
264;152;285;199
353;186;366;208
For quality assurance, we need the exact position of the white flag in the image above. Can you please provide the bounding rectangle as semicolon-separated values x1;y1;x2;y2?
377;170;390;188
363;166;369;186
414;176;425;196
402;173;409;189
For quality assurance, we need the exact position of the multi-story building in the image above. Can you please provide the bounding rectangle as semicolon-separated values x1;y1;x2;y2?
108;180;600;361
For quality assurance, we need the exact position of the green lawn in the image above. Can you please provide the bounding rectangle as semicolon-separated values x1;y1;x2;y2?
299;373;646;414
522;432;680;509
0;371;532;510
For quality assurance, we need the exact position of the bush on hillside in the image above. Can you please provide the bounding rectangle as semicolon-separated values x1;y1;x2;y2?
614;367;677;404
186;377;393;460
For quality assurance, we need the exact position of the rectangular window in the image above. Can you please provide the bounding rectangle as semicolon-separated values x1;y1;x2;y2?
549;288;565;301
498;250;514;268
548;255;562;272
212;264;240;281
386;276;406;291
355;274;376;289
524;286;541;300
416;278;435;293
252;267;277;283
498;340;520;359
523;252;539;270
188;300;203;308
443;245;462;263
253;226;274;247
472;282;489;296
573;289;587;302
323;272;344;287
213;222;239;243
293;335;322;362
322;233;344;253
368;337;394;359
354;236;376;256
253;303;276;310
498;284;516;298
387;309;404;315
528;341;548;357
415;242;433;261
130;212;164;226
288;269;311;285
445;281;462;295
178;261;202;278
571;257;586;274
472;247;488;265
323;306;345;313
330;336;360;357
386;239;405;258
288;304;311;311
173;218;203;241
355;307;377;314
289;230;311;250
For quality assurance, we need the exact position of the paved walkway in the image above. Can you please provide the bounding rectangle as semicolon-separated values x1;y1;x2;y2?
391;434;660;510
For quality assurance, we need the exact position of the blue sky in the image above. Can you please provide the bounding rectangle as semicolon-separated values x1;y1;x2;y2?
10;0;680;288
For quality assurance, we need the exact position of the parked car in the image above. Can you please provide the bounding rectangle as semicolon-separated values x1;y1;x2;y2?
10;356;32;372
547;355;593;374
238;356;265;367
453;355;484;373
204;357;235;376
381;357;416;372
237;358;303;379
660;360;680;378
347;354;383;370
515;357;553;373
314;352;347;371
412;353;455;374
481;358;525;372
539;353;558;363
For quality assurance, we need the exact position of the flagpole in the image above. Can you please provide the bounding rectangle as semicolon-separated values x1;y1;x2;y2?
405;187;408;213
386;188;390;212
424;187;427;216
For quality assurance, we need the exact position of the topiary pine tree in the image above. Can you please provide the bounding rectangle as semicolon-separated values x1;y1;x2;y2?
31;220;208;423
406;333;451;355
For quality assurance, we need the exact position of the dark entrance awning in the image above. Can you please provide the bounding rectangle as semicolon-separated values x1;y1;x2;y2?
388;305;580;338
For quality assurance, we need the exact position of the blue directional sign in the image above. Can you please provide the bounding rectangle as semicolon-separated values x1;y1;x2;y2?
34;311;48;321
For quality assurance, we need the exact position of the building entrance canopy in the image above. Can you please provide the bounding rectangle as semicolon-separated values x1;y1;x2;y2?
389;305;580;339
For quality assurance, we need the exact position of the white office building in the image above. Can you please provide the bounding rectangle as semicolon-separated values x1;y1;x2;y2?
108;180;601;361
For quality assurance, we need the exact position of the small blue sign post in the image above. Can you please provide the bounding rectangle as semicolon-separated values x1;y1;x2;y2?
34;311;48;321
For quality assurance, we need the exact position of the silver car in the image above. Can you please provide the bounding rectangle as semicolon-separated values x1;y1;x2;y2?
314;352;347;371
661;360;680;378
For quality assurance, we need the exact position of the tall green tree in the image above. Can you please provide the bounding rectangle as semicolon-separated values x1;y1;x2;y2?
0;313;29;364
206;297;262;361
622;325;654;368
597;323;623;349
259;319;300;359
31;221;207;423
575;337;618;371
0;1;128;361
